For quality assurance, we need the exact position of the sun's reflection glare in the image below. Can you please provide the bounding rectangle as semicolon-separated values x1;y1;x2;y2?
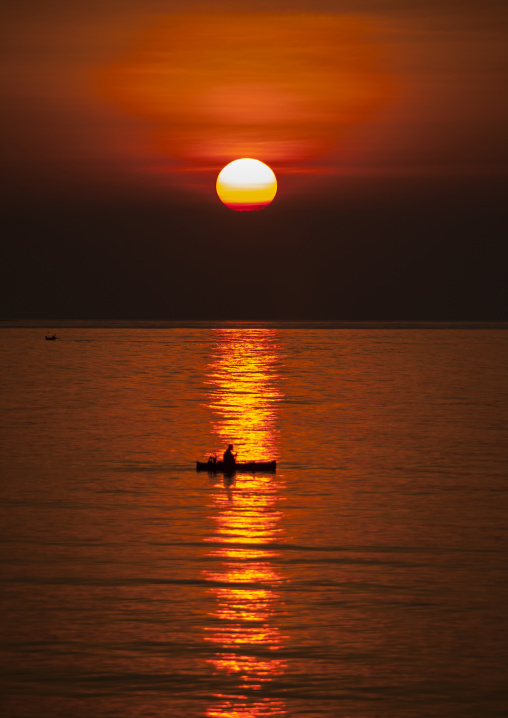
207;697;287;718
205;329;282;461
203;329;287;717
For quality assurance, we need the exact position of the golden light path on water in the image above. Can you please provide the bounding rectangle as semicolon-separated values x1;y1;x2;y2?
205;329;282;462
203;329;287;717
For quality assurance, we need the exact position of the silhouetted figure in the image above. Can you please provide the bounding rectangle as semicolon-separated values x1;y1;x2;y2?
223;444;236;470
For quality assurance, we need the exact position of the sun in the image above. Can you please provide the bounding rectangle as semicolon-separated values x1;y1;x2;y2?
216;158;277;211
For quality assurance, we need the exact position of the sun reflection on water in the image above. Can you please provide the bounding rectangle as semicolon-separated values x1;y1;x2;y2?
205;329;282;461
203;329;287;717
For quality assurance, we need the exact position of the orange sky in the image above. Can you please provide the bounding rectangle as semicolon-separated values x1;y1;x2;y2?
1;1;507;319
1;2;507;198
97;14;396;169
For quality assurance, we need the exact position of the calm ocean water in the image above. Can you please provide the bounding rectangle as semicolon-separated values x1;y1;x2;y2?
1;322;507;718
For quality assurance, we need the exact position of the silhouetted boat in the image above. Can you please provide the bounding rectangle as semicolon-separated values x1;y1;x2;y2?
196;460;276;473
45;335;57;341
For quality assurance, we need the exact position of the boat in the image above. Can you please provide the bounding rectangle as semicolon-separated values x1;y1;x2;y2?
196;459;276;473
45;335;57;341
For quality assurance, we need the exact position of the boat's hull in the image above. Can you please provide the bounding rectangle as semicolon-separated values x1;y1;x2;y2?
196;460;276;473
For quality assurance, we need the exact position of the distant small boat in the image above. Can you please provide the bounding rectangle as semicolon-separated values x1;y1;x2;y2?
45;335;57;341
196;460;276;473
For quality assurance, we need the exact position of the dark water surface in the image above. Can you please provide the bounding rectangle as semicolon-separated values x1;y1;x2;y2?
1;323;507;717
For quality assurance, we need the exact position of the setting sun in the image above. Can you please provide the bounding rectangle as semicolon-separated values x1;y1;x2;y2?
216;158;277;211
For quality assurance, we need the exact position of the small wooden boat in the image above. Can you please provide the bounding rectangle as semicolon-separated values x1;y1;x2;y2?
45;335;57;341
196;460;276;473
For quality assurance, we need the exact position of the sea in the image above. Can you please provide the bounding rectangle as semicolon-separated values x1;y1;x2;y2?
1;321;507;718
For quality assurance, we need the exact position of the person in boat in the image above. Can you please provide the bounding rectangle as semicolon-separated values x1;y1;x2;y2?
223;444;237;469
